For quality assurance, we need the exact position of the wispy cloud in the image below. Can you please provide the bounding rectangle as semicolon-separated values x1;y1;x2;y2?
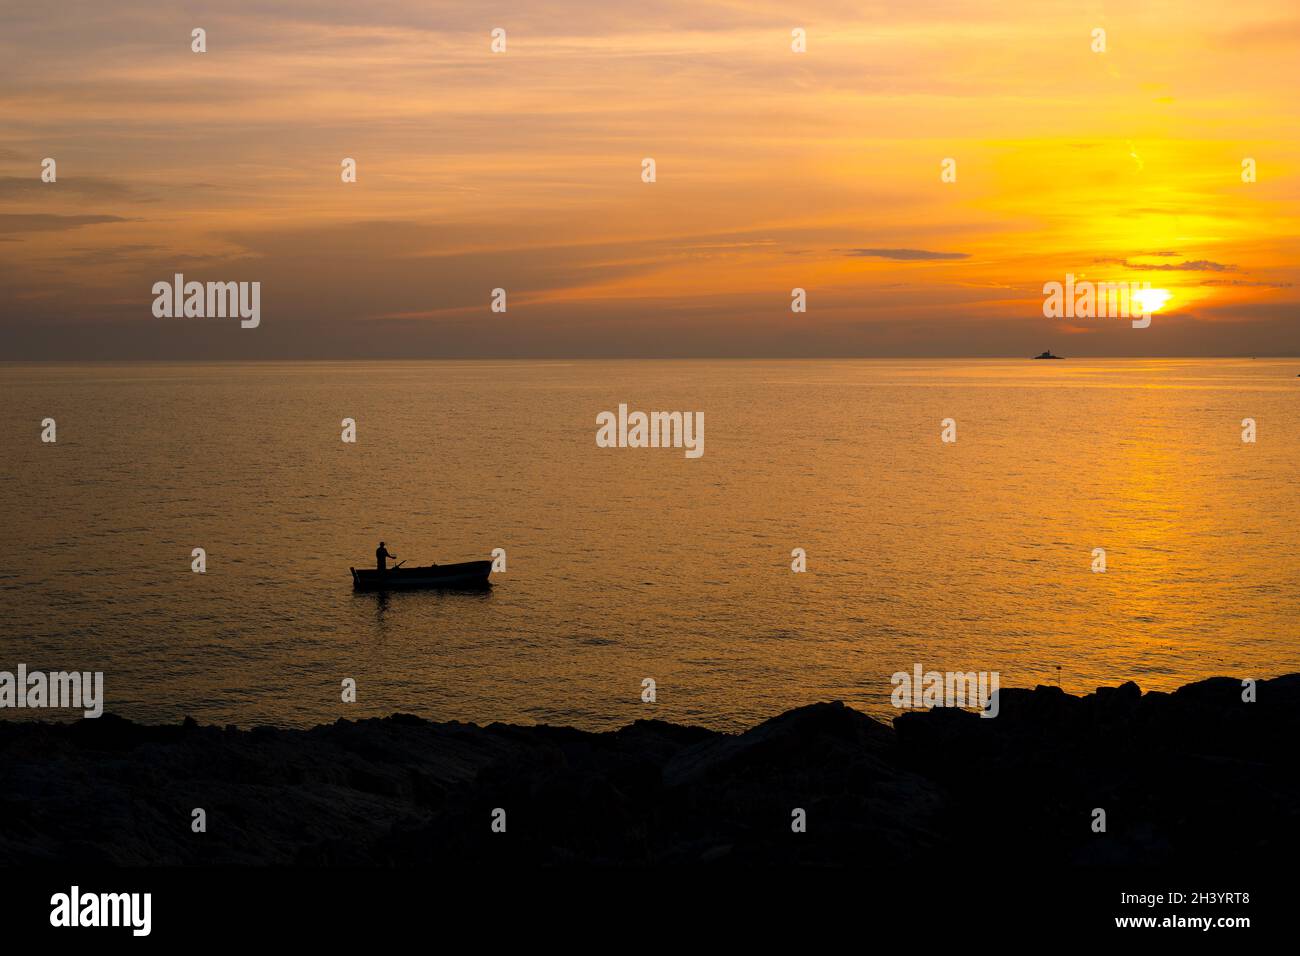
846;248;970;261
1200;278;1293;288
1094;257;1234;272
0;176;139;200
0;214;132;234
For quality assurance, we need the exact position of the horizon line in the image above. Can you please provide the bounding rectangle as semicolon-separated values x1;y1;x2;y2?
4;355;1300;365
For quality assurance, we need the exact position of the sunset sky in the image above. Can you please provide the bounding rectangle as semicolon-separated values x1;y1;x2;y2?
1;0;1298;358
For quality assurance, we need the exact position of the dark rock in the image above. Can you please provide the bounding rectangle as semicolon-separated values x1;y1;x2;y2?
1;673;1296;867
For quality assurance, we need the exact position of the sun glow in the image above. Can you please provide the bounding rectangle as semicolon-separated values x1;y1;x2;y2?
1132;288;1172;314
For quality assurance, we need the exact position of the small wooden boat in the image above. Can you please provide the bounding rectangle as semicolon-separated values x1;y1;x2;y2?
350;561;492;591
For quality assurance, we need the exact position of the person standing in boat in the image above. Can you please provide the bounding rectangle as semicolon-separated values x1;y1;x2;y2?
376;541;396;574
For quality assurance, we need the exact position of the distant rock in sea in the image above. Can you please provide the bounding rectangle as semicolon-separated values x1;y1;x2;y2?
2;674;1296;866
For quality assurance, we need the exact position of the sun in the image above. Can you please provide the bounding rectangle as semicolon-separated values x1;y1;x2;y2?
1132;288;1172;314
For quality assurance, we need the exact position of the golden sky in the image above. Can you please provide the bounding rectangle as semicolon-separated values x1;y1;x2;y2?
1;0;1297;357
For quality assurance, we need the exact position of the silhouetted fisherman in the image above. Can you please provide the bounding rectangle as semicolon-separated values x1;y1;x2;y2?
376;541;396;574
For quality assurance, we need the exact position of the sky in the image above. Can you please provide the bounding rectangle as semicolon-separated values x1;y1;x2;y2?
1;0;1298;358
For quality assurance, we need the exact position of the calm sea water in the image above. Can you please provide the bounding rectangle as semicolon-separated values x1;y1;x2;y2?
1;359;1297;730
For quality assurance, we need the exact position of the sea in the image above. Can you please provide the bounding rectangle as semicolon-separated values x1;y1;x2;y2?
1;358;1297;729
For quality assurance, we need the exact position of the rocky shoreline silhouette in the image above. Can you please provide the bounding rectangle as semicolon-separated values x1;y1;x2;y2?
3;674;1296;866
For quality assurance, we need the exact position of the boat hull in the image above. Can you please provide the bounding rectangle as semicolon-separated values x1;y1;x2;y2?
351;561;492;591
